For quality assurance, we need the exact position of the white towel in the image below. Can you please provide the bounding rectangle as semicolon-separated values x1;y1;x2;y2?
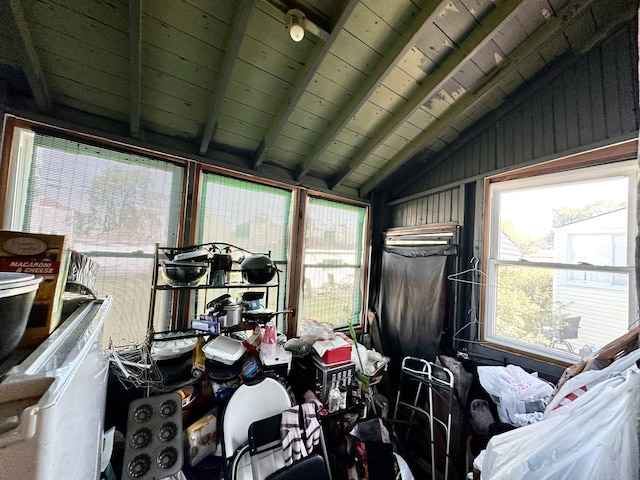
301;402;321;453
280;406;307;466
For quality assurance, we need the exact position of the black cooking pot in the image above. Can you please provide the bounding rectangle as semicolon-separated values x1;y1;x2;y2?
240;254;277;284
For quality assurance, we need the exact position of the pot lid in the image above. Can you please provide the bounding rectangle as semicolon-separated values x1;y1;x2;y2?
174;249;210;262
206;294;231;310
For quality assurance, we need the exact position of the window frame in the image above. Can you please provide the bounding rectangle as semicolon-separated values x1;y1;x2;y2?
481;140;639;363
192;164;297;331
1;118;190;343
296;191;371;333
0;115;373;342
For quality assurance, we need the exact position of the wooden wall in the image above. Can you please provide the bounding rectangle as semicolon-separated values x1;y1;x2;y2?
388;19;639;228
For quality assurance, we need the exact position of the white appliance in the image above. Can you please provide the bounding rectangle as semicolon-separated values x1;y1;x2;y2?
0;296;112;480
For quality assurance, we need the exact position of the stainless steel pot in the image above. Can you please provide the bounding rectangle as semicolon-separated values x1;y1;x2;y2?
220;302;243;327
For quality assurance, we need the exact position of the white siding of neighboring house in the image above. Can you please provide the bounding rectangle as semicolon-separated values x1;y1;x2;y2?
553;210;630;349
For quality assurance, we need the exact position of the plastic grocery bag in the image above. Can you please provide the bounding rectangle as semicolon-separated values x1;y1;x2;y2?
477;365;552;427
481;365;640;480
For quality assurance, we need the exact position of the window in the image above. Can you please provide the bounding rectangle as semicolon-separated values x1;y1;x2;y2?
2;119;372;341
4;128;185;345
298;195;369;331
484;157;638;361
196;172;294;330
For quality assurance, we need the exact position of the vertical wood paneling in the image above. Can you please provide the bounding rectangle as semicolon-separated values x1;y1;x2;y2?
552;75;568;152
471;137;481;178
512;107;523;165
588;46;607;140
495;119;505;169
418;196;427;224
541;89;555;156
503;111;515;168
575;56;593;145
442;190;454;222
463;143;473;180
451;188;459;223
531;90;545;159
616;24;637;134
486;126;496;172
563;64;580;150
521;97;533;162
437;191;446;221
601;35;623;138
411;197;419;225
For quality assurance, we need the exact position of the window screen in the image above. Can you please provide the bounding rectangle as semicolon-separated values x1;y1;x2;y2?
299;196;367;330
7;130;185;345
197;173;293;327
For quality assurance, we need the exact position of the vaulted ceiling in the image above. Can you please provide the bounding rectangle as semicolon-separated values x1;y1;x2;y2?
0;0;635;199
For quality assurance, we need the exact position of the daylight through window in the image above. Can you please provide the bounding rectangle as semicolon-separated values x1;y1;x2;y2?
484;159;638;361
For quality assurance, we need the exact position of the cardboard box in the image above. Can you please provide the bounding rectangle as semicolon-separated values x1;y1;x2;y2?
312;333;353;364
185;411;221;466
0;231;70;346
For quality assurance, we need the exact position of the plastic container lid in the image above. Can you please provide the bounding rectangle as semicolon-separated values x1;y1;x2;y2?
0;272;42;298
152;336;198;360
202;336;246;365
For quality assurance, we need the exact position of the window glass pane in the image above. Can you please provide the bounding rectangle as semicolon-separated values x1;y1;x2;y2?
197;174;293;329
492;264;630;357
299;197;367;330
498;178;628;263
486;161;637;361
10;132;184;345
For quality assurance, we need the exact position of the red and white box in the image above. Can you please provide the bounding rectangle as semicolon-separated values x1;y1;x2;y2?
312;332;353;364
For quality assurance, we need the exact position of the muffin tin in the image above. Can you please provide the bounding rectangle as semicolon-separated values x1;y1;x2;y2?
122;393;183;479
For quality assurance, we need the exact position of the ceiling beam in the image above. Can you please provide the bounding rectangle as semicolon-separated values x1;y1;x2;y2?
5;0;51;112
252;0;359;169
199;0;256;155
293;0;444;181
359;0;603;197
128;0;142;139
325;0;523;191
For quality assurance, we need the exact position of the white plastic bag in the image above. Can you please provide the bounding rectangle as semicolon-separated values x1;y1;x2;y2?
544;347;640;415
477;365;552;427
481;366;640;480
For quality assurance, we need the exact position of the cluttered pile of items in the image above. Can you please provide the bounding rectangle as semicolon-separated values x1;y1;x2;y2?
104;308;393;480
465;327;640;480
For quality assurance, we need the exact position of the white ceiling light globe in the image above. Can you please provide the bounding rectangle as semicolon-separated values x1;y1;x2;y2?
290;23;305;42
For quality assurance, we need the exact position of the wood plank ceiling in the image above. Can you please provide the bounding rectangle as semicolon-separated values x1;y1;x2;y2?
0;0;635;199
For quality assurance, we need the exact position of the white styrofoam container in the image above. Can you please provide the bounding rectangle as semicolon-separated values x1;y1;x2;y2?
202;335;246;365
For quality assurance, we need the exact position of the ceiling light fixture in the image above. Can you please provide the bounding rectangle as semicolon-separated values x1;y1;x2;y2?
286;9;306;42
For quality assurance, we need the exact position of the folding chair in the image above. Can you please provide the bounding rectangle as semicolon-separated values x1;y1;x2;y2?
246;406;332;480
222;376;293;480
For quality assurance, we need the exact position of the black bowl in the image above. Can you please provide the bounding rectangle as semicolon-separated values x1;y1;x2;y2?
161;261;209;287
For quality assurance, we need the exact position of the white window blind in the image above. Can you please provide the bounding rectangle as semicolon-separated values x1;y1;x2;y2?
7;130;185;345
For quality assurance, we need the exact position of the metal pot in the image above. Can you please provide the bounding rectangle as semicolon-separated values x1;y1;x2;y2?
220;302;244;327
